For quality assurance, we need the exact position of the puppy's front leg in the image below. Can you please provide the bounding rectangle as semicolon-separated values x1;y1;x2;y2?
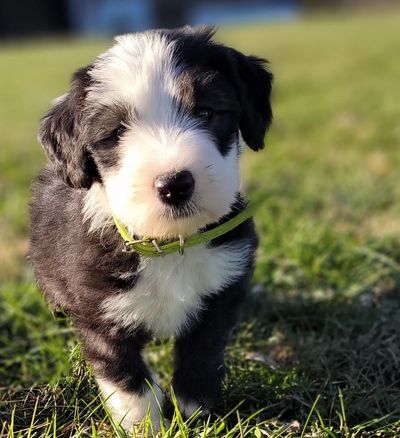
172;283;246;418
79;325;163;431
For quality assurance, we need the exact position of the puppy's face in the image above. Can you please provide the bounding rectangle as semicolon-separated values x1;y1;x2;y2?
40;27;273;239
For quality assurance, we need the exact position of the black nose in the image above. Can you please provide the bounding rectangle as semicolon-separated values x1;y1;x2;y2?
154;170;195;205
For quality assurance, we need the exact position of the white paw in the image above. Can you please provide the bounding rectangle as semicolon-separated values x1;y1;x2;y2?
97;378;163;431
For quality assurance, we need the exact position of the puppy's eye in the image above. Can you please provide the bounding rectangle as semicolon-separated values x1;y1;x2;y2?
110;125;127;140
194;107;213;121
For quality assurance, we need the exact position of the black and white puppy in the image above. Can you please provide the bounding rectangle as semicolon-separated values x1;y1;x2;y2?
30;26;273;430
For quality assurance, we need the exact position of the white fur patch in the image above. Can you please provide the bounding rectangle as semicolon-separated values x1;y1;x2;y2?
86;32;179;112
82;182;113;233
97;377;163;431
101;242;252;338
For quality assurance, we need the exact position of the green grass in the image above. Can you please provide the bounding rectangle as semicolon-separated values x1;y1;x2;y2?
1;9;400;437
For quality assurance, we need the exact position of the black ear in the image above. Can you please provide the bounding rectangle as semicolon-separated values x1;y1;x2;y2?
228;50;273;151
38;66;98;189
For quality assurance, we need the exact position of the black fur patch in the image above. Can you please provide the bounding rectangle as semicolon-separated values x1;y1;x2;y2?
162;26;273;151
39;66;100;189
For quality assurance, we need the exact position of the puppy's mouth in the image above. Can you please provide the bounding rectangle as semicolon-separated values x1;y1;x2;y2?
161;201;199;220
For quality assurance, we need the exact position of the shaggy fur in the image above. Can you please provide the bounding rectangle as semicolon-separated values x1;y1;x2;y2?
30;26;273;431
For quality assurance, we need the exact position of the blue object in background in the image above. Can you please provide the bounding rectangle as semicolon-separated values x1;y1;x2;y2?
67;0;153;35
189;1;302;26
66;0;301;36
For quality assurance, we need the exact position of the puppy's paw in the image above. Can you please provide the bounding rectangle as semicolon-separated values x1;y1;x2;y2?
176;397;210;419
97;378;163;432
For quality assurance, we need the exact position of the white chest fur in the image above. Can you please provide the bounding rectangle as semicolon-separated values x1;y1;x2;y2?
101;242;252;337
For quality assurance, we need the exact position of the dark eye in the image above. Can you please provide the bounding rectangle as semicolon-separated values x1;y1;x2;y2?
194;107;214;121
110;125;127;140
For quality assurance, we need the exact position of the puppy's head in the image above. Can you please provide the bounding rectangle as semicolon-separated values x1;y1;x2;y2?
39;26;273;239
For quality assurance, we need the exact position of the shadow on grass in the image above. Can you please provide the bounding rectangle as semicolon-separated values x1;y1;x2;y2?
0;369;106;436
222;282;400;428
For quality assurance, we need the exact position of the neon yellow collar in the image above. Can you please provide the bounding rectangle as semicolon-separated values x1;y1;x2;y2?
113;196;264;257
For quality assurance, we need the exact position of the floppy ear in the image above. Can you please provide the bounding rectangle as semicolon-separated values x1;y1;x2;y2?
38;66;98;189
228;50;273;151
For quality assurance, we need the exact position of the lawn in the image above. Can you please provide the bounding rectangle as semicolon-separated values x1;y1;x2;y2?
1;9;400;437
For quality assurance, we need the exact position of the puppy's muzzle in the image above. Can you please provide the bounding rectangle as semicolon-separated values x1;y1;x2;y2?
154;170;195;206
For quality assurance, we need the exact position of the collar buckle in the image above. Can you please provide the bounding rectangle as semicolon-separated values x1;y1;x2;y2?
122;237;152;252
151;239;163;254
122;238;164;255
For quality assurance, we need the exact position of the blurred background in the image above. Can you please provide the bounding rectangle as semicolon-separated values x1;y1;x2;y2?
0;0;399;37
1;0;400;435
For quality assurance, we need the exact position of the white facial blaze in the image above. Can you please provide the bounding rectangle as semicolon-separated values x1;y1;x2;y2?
85;32;240;239
104;125;239;238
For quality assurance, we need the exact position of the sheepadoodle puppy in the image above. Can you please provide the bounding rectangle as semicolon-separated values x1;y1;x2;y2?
30;26;273;431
